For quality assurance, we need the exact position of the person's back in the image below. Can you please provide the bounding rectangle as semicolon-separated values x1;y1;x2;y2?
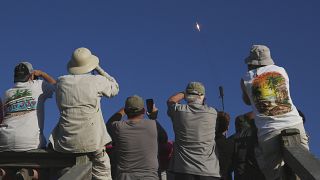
52;74;115;152
170;103;218;173
107;95;160;180
241;45;308;180
49;47;119;180
113;120;158;173
167;82;220;180
0;62;55;152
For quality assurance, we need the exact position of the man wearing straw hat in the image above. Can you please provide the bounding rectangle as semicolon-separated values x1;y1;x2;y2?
50;47;119;180
241;45;308;180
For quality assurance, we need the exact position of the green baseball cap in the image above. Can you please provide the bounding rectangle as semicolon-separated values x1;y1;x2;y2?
125;95;144;113
185;82;205;96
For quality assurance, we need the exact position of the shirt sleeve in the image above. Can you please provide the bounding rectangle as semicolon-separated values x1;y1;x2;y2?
96;75;119;98
41;80;55;99
167;103;178;119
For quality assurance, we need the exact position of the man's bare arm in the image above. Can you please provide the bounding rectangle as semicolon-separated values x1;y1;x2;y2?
167;92;185;106
31;70;57;85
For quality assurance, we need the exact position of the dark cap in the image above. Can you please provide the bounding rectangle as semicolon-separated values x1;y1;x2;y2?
14;62;33;83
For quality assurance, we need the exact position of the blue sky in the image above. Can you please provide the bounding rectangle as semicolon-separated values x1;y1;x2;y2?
0;0;319;156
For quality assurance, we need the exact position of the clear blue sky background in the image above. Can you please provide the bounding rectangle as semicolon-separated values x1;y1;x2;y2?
0;0;319;156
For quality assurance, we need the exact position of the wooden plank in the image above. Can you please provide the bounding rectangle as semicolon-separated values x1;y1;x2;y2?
58;162;92;180
281;129;320;180
0;150;88;168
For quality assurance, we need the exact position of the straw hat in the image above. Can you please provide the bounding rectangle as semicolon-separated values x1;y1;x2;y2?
67;47;99;75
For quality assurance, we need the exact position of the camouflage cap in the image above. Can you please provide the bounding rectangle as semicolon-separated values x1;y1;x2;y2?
185;82;205;96
125;95;144;113
245;45;275;66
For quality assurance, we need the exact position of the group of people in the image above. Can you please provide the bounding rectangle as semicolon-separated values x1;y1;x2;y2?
0;45;309;180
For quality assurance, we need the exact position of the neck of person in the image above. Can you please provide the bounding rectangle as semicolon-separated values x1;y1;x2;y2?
128;114;144;123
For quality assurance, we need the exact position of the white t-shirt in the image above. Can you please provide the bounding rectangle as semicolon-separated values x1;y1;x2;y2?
0;80;54;151
242;65;302;137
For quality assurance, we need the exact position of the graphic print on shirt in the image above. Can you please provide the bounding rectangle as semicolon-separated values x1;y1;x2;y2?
251;72;292;116
4;89;37;118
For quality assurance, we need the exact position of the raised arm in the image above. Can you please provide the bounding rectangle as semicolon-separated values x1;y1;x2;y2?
31;70;56;85
167;92;185;106
95;65;119;97
106;108;125;140
147;105;168;144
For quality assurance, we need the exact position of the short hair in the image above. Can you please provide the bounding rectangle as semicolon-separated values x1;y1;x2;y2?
125;109;145;119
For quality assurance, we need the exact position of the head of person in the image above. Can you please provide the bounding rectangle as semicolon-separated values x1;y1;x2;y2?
124;95;145;119
184;82;205;104
68;47;99;75
14;62;34;83
245;45;275;71
235;112;255;133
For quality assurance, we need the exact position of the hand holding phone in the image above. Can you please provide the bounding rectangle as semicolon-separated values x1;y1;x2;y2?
146;99;154;114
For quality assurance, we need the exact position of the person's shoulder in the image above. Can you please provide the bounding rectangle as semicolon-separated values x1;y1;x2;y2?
174;103;186;109
25;80;44;89
94;74;111;82
58;74;73;81
203;105;217;114
144;119;157;125
111;120;126;129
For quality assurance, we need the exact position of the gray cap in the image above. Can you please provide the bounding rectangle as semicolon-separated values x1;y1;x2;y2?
185;82;205;96
245;45;275;66
125;95;144;113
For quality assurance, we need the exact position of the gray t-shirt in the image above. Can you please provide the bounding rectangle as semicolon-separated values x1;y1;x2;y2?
167;102;220;177
111;119;158;175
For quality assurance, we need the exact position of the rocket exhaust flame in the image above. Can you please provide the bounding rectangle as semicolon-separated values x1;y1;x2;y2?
195;22;201;32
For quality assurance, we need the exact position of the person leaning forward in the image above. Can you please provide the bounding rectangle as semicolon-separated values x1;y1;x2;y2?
106;95;165;180
167;82;220;180
0;62;56;180
49;47;119;180
241;45;309;180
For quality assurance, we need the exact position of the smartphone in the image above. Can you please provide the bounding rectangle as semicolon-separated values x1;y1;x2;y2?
146;99;154;114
